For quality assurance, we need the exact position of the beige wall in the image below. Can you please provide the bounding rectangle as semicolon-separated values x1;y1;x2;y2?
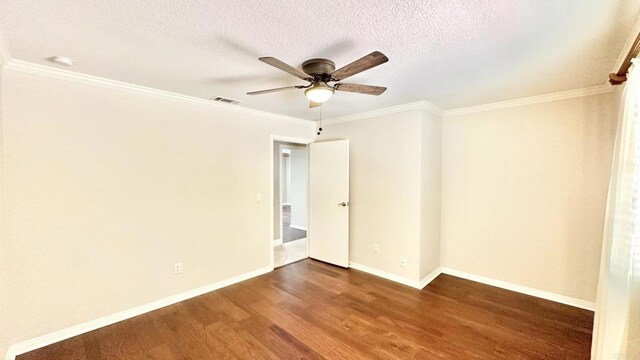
319;109;442;282
0;69;313;356
441;92;617;302
0;62;618;357
0;65;7;358
420;111;442;279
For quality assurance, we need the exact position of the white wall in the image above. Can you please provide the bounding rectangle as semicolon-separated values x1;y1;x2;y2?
289;147;308;229
272;143;281;240
0;68;313;357
441;92;616;302
319;109;442;283
281;150;291;204
420;111;442;279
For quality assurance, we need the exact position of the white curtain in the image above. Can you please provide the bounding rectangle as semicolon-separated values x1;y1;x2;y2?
592;59;640;359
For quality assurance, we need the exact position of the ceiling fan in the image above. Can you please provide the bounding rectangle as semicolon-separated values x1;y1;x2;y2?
247;51;389;108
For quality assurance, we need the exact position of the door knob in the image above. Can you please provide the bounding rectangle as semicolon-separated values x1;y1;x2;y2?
338;202;348;207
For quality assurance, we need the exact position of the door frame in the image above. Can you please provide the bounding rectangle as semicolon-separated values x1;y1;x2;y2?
269;135;313;271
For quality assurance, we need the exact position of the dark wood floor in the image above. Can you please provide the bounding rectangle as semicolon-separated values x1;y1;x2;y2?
18;260;594;359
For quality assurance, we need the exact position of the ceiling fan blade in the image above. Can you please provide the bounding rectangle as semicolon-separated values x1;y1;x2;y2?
259;57;313;81
309;101;322;108
247;86;303;95
331;51;389;81
334;83;387;95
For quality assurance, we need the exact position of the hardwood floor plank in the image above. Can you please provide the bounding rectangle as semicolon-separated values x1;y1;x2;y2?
205;322;277;360
16;260;594;359
249;299;372;359
18;336;87;360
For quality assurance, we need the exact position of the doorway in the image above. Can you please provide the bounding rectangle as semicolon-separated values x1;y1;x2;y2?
273;140;309;268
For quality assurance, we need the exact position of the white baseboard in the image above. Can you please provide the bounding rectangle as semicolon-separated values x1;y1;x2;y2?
419;267;443;289
349;262;423;289
4;266;272;360
346;263;594;311
273;239;282;246
348;262;443;290
440;267;595;311
289;224;307;231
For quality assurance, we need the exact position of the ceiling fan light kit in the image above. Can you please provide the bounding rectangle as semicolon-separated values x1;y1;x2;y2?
247;51;389;108
305;83;335;103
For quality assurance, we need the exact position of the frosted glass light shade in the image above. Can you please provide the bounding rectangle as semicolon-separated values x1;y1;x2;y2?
305;84;335;103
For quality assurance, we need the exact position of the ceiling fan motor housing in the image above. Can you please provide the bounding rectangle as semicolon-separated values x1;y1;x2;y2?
302;58;336;79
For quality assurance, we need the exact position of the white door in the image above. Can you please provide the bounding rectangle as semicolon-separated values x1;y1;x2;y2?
309;140;349;267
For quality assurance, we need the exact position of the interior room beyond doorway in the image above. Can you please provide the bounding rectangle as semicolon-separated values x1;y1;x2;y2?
273;141;308;267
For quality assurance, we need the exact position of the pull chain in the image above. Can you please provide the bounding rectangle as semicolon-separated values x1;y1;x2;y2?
317;105;323;135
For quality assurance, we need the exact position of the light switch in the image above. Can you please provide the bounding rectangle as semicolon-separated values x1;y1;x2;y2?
256;193;262;203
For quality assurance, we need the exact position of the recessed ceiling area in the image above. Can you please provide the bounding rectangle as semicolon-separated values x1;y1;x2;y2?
0;0;638;120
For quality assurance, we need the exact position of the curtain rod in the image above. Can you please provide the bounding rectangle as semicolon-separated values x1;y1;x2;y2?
609;32;640;85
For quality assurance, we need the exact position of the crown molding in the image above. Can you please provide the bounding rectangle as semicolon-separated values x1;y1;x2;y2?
443;85;613;117
3;59;315;127
320;84;613;126
2;59;617;125
322;100;444;126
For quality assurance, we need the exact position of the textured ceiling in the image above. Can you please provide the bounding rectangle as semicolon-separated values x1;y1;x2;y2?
0;0;638;120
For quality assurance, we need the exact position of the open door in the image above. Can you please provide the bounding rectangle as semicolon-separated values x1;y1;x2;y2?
309;140;349;267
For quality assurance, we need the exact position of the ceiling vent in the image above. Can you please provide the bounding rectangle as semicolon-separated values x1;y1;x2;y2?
211;96;241;105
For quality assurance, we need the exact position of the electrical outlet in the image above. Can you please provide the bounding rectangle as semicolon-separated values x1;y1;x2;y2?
373;243;380;253
256;193;262;203
400;257;406;267
174;263;183;274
